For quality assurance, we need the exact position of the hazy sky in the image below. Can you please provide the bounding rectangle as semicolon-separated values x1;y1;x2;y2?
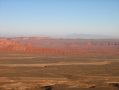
0;0;119;37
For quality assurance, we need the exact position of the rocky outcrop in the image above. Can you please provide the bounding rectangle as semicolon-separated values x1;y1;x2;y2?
0;39;26;51
0;37;119;56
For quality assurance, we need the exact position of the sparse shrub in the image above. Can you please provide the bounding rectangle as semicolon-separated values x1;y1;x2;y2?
42;86;52;90
109;82;119;88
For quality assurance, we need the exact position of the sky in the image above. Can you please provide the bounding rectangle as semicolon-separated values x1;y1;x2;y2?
0;0;119;37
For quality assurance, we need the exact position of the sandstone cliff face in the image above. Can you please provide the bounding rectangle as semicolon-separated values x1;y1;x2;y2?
10;37;119;48
0;37;119;56
0;39;26;51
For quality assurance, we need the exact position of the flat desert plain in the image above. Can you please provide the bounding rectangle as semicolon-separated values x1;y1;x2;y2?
0;53;119;90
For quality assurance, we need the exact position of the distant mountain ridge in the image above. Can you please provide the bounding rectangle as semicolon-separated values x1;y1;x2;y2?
1;34;118;39
63;34;119;39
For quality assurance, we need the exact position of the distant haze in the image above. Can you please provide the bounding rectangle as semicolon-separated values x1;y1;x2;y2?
0;0;119;38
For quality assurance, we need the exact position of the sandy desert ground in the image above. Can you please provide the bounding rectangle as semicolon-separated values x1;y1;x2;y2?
0;53;119;90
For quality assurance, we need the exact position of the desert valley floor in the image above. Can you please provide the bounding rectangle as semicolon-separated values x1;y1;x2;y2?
0;53;119;90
